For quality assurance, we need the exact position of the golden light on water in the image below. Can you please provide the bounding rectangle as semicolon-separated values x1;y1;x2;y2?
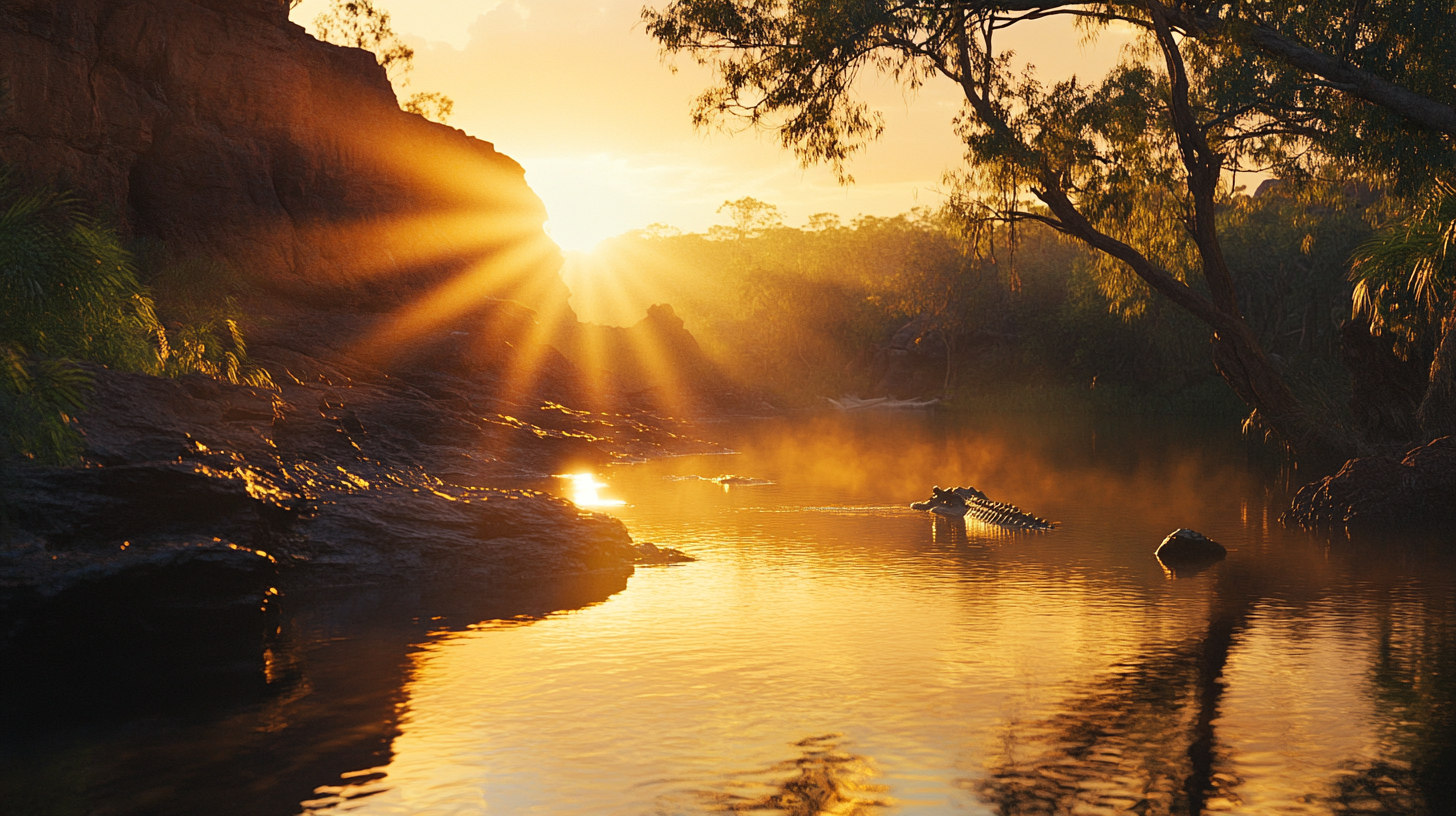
288;416;1445;815
559;472;625;507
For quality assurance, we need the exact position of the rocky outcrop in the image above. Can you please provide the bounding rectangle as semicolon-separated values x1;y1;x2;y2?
1285;436;1456;527
0;298;726;647
0;0;725;665
0;0;566;311
552;303;763;414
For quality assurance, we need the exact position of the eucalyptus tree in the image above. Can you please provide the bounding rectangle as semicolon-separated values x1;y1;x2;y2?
713;197;786;240
642;0;1456;460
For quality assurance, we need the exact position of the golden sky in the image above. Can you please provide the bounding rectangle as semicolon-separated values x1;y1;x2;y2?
290;1;1132;252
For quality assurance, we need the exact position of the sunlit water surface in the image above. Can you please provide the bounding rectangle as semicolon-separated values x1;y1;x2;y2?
6;413;1454;815
310;413;1456;815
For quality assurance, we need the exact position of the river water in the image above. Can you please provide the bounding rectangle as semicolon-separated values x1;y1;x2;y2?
5;412;1455;815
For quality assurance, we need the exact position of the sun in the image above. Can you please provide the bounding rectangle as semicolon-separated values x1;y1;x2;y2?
279;106;712;419
558;473;626;508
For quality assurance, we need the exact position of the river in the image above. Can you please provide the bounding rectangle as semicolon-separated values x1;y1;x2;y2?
4;412;1454;815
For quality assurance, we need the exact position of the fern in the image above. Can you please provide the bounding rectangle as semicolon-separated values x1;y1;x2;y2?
0;345;90;464
0;170;280;472
0;168;161;370
136;244;275;388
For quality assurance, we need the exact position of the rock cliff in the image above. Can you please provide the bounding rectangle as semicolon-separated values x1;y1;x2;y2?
0;0;566;310
0;0;722;662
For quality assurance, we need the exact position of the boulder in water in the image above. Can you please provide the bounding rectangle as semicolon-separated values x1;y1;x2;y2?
1154;529;1227;565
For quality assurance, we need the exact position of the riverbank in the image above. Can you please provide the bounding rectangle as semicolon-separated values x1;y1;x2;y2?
1;298;724;655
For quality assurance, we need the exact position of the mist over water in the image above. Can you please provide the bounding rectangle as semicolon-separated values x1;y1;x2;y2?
6;413;1453;815
311;413;1456;815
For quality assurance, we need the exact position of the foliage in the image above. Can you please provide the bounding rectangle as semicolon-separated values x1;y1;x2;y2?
711;197;785;240
0;170;161;371
591;208;953;401
310;0;455;124
1222;186;1370;358
591;202;1189;407
1179;1;1456;196
0;347;89;464
0;170;272;387
132;242;275;389
590;181;1373;415
646;1;1456;193
0;170;275;465
313;0;414;78
1350;180;1456;359
641;0;1456;456
1347;178;1456;436
403;91;453;124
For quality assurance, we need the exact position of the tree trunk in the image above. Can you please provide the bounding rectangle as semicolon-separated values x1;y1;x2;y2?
942;331;954;395
1340;318;1425;443
1418;299;1456;439
1158;4;1352;464
1209;321;1349;461
949;10;1353;462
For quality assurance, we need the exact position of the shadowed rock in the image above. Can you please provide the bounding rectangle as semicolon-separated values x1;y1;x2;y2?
1286;436;1456;528
0;0;563;311
1155;529;1227;570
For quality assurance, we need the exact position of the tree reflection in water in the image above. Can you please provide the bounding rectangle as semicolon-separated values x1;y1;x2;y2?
971;565;1260;815
701;733;891;815
1322;574;1456;816
970;543;1456;816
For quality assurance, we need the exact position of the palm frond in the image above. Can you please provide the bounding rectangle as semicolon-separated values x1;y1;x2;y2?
1349;179;1456;343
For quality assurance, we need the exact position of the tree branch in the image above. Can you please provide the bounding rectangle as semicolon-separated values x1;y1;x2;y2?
953;0;1456;137
1160;6;1456;138
1148;2;1242;318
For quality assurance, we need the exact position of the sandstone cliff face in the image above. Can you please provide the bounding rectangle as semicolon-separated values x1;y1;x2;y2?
0;0;566;310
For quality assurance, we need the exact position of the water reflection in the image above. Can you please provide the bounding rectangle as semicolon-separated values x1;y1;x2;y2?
1156;556;1225;580
7;414;1456;815
1321;573;1456;814
702;734;891;815
558;471;627;507
0;574;629;816
972;563;1259;815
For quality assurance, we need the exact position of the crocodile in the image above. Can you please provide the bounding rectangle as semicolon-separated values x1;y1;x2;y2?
910;485;1056;531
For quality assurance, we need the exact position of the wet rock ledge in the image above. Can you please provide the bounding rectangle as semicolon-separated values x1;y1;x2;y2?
1285;436;1456;528
0;303;721;646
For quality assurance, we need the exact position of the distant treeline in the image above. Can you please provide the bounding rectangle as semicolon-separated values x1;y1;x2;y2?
577;186;1373;416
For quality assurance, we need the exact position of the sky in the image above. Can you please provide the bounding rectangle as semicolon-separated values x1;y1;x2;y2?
289;1;1134;252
